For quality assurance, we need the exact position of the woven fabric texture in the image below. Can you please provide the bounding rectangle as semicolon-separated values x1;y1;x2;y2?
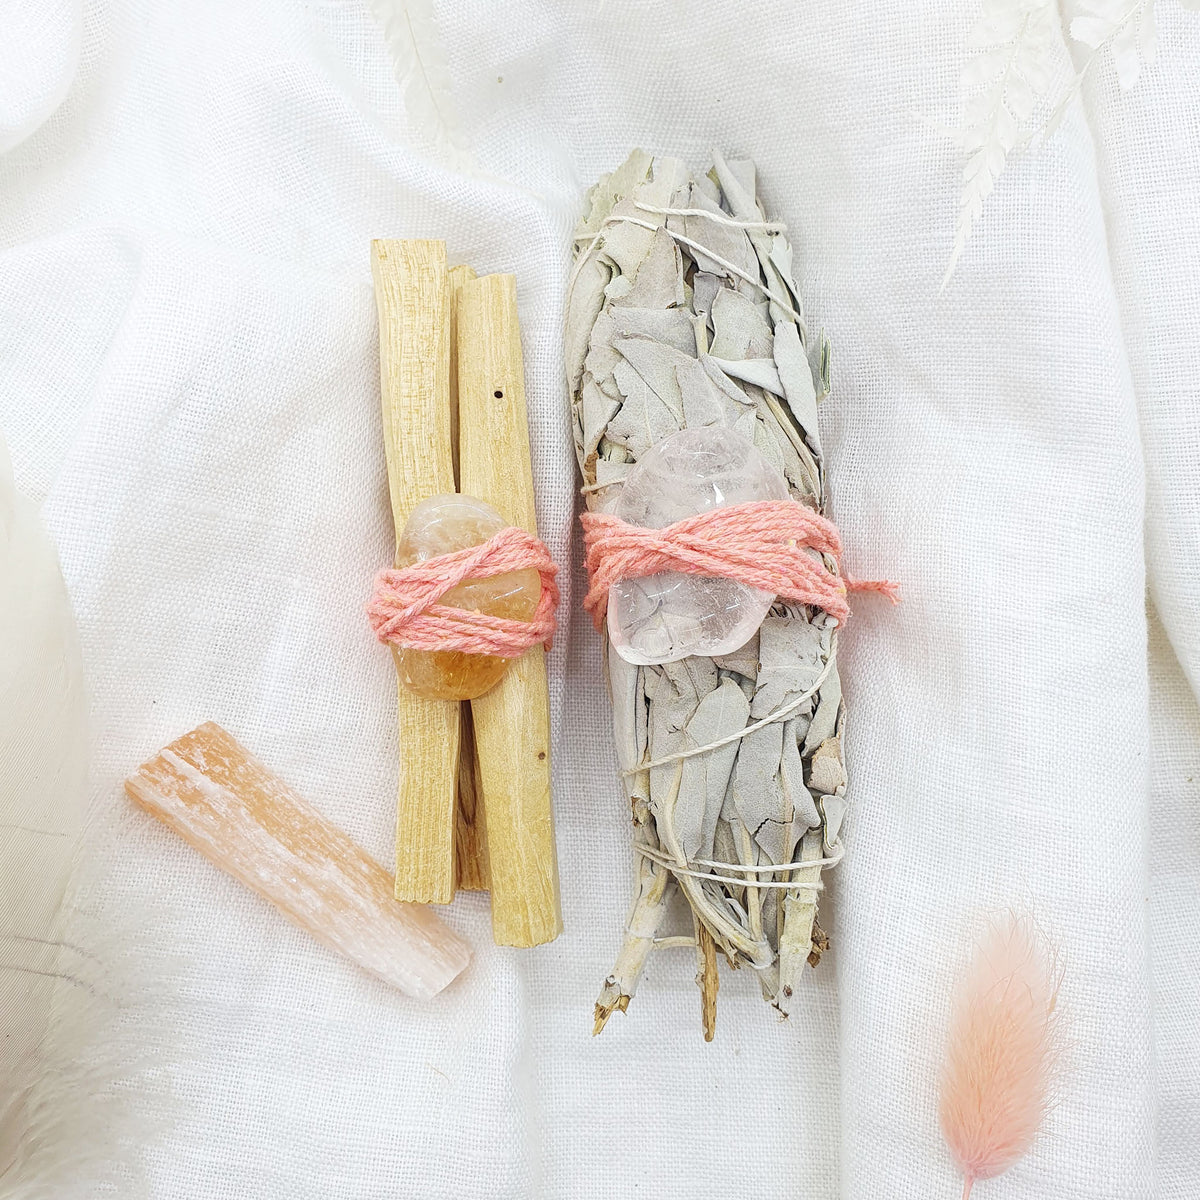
0;1;1197;1196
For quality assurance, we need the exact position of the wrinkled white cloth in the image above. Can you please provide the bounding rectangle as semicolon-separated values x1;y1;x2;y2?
0;0;80;156
1;1;1198;1197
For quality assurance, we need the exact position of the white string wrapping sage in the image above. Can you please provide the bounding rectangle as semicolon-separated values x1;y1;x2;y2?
623;648;836;774
634;843;844;891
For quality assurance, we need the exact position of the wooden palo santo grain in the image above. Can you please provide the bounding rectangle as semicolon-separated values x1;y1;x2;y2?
454;705;488;892
448;262;488;894
126;723;471;999
371;239;460;905
457;273;562;947
447;262;475;494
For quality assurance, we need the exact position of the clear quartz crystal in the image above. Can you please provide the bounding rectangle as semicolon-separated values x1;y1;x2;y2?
395;494;539;701
608;426;789;665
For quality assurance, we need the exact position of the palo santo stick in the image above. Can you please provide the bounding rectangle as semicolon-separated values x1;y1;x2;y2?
371;239;460;905
448;262;488;893
455;702;488;893
457;273;562;947
447;262;476;492
126;723;471;999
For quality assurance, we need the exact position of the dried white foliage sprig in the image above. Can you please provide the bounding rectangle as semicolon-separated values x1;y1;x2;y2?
948;0;1200;280
367;0;468;164
947;0;1067;284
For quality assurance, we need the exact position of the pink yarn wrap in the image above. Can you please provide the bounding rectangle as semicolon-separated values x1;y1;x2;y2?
580;498;898;629
367;526;559;658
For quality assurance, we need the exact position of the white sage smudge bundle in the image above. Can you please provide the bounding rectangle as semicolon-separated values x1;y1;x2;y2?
567;150;852;1038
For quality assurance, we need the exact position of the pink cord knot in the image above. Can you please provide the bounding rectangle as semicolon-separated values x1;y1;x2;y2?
367;526;559;658
580;499;898;630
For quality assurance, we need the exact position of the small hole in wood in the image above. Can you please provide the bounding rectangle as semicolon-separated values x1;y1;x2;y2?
494;390;503;399
537;751;546;761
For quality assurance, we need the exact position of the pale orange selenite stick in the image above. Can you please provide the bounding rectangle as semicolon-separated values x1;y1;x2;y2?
125;722;470;999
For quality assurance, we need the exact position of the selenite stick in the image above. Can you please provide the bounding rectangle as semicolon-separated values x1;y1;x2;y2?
126;723;471;998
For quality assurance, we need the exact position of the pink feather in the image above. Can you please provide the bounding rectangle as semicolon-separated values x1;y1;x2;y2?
938;915;1061;1199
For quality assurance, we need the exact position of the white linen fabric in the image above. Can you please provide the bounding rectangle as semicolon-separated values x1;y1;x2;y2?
0;1;1197;1197
0;0;80;156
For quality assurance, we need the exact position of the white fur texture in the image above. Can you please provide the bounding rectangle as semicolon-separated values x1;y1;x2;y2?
1;441;174;1197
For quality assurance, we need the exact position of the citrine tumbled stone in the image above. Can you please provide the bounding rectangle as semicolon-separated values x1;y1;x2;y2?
394;494;540;701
